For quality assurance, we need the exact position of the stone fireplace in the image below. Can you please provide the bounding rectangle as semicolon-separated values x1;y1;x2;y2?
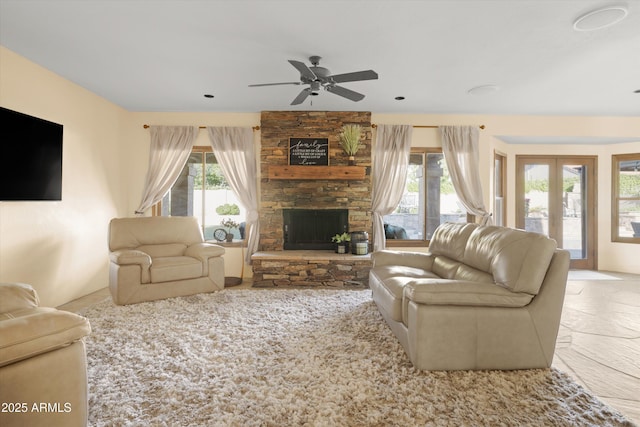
258;111;373;252
252;111;373;287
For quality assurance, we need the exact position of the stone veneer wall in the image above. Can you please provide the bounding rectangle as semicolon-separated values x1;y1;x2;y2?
259;111;373;252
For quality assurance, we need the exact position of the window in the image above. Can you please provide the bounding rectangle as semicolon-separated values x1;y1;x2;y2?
494;151;506;226
612;153;640;243
383;148;469;246
154;146;245;242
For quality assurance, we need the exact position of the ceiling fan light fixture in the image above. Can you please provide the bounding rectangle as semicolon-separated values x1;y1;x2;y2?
573;6;628;31
467;85;500;95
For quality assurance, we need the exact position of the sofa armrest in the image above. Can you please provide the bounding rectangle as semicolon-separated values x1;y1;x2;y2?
109;250;152;284
185;242;225;260
0;283;40;313
185;243;225;276
109;249;151;266
404;280;534;308
372;250;435;270
0;307;91;367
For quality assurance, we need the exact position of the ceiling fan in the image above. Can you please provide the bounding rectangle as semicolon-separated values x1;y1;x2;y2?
248;56;378;105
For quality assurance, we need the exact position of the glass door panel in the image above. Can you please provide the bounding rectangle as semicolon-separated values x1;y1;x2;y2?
517;156;596;270
562;163;586;260
522;162;552;237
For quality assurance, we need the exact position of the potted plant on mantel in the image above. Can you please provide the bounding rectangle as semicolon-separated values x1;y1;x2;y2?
338;124;364;166
331;232;351;254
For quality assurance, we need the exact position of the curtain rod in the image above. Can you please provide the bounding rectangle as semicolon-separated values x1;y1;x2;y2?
143;124;260;131
371;124;485;130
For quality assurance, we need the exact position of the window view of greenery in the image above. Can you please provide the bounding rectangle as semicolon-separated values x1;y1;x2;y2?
615;155;640;240
161;150;245;241
383;151;465;242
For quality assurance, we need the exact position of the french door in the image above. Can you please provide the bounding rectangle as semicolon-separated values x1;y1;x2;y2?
516;156;597;269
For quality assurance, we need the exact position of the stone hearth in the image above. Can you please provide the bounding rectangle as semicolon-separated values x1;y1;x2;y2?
252;251;371;288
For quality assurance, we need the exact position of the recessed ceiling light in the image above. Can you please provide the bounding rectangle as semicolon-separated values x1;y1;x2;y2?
573;6;628;31
467;85;500;95
395;96;405;100
204;94;214;98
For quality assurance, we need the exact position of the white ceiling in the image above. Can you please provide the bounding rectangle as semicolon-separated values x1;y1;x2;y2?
1;0;639;116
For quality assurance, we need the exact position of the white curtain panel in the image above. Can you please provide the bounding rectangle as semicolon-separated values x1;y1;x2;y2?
207;127;260;264
135;126;198;215
371;124;413;251
439;125;492;225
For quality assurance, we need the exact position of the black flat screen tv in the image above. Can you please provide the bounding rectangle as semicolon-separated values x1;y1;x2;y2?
0;107;64;201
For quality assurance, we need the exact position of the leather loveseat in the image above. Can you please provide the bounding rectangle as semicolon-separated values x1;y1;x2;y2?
108;216;226;305
370;222;570;371
0;282;91;427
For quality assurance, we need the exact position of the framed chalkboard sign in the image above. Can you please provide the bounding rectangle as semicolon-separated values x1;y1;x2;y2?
289;138;329;166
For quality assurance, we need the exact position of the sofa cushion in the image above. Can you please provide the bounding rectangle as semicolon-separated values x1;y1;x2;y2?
463;226;557;295
109;216;204;251
428;222;478;262
138;243;188;258
0;307;91;367
454;264;495;284
150;256;203;283
431;256;462;279
370;266;439;322
404;280;534;307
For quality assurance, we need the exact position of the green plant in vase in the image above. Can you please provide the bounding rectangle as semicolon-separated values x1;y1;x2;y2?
338;124;364;166
331;232;351;254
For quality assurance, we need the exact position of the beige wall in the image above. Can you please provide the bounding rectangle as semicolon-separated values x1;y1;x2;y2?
0;47;128;306
1;47;638;307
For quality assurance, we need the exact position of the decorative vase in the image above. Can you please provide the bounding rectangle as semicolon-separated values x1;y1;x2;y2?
348;156;356;166
226;232;234;242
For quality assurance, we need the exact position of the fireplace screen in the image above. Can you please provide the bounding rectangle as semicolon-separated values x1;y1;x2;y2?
283;209;348;250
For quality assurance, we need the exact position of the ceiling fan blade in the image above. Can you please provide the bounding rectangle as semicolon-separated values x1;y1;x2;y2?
330;70;378;83
248;82;301;87
288;60;317;81
326;85;365;102
291;89;311;105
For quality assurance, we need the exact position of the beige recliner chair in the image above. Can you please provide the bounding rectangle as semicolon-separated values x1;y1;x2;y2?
0;282;91;427
108;216;226;305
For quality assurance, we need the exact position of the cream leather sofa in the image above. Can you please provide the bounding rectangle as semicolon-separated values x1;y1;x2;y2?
0;282;91;427
370;222;570;371
108;216;226;305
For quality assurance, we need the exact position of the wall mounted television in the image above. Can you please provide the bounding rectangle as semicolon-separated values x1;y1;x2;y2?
0;107;63;201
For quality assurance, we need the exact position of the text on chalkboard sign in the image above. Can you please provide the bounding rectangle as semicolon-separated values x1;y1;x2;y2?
289;138;329;165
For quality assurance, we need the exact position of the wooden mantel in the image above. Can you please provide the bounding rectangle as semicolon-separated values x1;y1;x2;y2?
268;165;367;180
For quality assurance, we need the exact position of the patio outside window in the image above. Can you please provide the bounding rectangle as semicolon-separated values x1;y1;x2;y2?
612;153;640;243
157;147;246;242
383;148;468;246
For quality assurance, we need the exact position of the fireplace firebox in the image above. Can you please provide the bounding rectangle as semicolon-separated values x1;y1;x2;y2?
283;209;349;250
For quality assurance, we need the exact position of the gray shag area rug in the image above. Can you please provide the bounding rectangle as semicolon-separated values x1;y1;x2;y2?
80;289;633;426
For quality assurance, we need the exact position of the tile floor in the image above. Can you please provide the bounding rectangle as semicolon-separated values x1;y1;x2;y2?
552;270;640;424
59;270;640;424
